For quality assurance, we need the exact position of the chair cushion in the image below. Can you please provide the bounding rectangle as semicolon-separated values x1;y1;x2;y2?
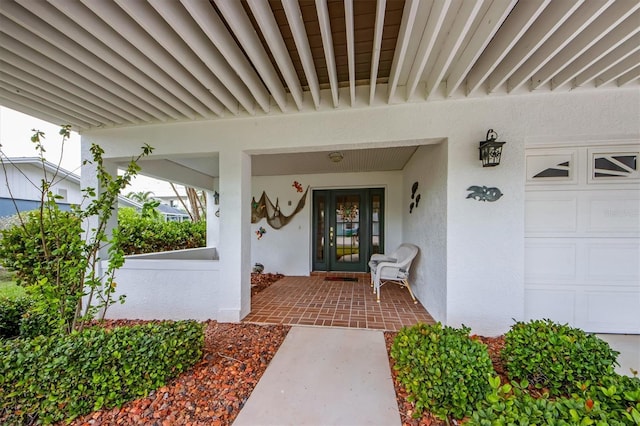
368;255;397;268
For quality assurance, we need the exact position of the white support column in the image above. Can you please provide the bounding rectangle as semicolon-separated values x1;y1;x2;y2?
217;149;251;322
205;177;220;247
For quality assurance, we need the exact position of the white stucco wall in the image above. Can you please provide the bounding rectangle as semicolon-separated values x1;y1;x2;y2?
82;87;640;335
250;171;403;275
402;143;448;323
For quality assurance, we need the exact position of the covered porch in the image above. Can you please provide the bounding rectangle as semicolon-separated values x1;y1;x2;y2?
244;274;435;332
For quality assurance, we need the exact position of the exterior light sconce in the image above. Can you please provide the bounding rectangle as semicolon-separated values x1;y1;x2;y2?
328;151;344;163
479;129;505;167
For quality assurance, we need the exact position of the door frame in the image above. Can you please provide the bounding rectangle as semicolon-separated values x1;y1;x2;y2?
312;188;384;272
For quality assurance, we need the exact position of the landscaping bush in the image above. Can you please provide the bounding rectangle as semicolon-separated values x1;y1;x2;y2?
470;373;640;425
0;296;33;339
115;207;206;255
0;320;204;425
502;319;620;396
390;322;494;420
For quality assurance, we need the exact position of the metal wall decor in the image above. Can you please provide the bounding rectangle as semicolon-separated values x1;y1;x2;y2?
466;185;503;202
255;226;266;239
409;181;421;213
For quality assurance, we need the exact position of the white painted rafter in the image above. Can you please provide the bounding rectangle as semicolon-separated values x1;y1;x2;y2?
0;58;124;125
446;0;516;97
575;34;640;87
595;49;640;87
530;2;640;90
117;0;239;116
0;88;91;129
213;0;289;113
282;0;321;109
245;0;304;110
0;95;87;131
148;0;256;115
181;0;271;113
616;66;640;87
488;0;584;93
345;0;356;107
0;4;169;122
315;0;339;108
388;0;420;102
550;12;640;90
507;0;614;93
466;0;551;95
405;0;450;100
79;0;223;118
425;0;484;100
369;0;386;105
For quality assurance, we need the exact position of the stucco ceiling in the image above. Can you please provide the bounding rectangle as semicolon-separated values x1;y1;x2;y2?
0;0;638;132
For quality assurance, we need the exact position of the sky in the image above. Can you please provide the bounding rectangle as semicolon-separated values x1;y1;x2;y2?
0;106;179;197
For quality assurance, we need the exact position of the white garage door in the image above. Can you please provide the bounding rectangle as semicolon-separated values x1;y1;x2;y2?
525;144;640;334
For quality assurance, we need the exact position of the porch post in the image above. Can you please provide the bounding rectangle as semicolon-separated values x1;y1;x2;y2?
217;149;251;322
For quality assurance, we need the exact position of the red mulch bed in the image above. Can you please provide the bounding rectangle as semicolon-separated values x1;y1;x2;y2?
250;272;284;296
384;332;507;426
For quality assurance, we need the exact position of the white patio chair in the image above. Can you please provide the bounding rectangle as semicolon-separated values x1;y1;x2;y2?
369;243;419;303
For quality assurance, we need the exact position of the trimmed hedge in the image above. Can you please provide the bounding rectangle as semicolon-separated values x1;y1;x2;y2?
115;208;206;255
502;319;620;396
391;322;494;420
0;296;33;339
0;321;204;424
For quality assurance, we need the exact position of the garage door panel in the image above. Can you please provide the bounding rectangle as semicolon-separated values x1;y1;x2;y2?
525;289;575;324
586;244;640;281
525;197;577;233
587;196;640;234
585;291;640;333
525;243;576;281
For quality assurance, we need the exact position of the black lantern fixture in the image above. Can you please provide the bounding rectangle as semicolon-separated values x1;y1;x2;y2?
479;129;505;167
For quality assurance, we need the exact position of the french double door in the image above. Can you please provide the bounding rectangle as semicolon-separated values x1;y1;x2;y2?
312;188;384;272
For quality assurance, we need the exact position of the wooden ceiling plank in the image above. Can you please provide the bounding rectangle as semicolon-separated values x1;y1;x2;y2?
213;0;289;113
616;65;640;87
465;0;551;95
315;0;339;107
0;38;141;124
550;12;640;90
345;0;356;106
405;0;450;100
0;58;123;125
0;88;93;129
0;70;113;126
530;1;640;90
0;11;165;122
0;96;89;131
246;0;304;110
282;0;321;109
446;0;516;97
116;0;239;116
149;0;257;115
507;0;615;93
16;0;191;121
388;0;420;102
368;0;386;105
0;79;101;127
78;0;223;118
593;46;640;87
487;0;585;93
181;0;271;113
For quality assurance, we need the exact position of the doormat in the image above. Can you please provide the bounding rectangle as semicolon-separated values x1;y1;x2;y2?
324;276;359;282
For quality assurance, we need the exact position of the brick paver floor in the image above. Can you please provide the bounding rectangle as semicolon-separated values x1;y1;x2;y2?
244;273;435;331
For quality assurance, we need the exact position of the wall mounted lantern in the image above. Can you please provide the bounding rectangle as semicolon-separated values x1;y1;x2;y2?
479;129;505;167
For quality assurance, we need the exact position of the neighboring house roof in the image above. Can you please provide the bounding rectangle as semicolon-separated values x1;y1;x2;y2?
0;1;636;131
156;203;190;217
2;157;80;185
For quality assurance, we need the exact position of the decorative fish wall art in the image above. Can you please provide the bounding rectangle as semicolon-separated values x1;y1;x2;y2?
466;186;503;202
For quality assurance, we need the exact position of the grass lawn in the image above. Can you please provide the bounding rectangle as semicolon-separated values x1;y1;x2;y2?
0;270;25;299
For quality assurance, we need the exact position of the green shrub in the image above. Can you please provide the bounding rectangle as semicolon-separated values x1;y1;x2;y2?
0;296;33;339
390;322;494;420
502;319;620;396
470;374;640;425
115;208;206;255
0;320;204;424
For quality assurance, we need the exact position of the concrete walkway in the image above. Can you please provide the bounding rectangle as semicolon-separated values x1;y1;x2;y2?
232;326;401;426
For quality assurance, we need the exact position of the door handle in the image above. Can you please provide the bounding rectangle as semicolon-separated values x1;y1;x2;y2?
329;226;334;247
